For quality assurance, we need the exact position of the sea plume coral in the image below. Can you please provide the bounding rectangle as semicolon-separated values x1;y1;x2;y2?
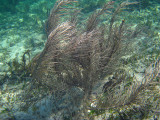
31;0;138;96
91;55;160;119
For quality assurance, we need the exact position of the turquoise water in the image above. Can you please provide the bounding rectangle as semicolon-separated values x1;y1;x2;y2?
0;0;160;120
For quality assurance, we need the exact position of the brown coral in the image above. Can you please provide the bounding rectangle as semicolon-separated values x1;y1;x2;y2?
31;0;137;95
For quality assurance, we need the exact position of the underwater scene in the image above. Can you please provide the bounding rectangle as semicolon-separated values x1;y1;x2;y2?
0;0;160;120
